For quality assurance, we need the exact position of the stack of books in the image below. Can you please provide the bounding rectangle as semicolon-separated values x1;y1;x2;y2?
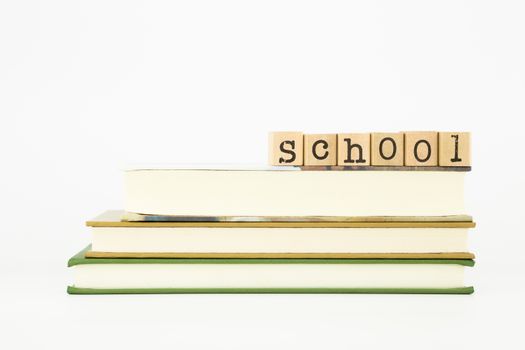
68;165;475;294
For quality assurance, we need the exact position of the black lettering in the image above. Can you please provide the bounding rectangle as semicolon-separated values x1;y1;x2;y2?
343;138;366;163
414;140;431;162
278;140;296;163
379;137;397;160
450;134;462;162
312;140;329;160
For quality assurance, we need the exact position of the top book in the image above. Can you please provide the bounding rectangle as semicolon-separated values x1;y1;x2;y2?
124;167;468;217
269;131;471;167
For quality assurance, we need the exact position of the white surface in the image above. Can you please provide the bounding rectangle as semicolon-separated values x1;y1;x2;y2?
125;164;300;171
1;0;524;349
125;170;465;216
92;227;468;253
73;264;466;289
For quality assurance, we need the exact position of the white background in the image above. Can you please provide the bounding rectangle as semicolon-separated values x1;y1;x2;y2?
1;1;524;349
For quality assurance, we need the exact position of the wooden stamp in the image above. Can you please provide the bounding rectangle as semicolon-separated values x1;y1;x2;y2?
404;132;438;166
371;133;404;166
268;132;304;165
337;133;370;166
269;131;472;168
439;132;471;166
304;134;337;166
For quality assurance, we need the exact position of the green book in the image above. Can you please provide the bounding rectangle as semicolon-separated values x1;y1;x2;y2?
68;246;474;295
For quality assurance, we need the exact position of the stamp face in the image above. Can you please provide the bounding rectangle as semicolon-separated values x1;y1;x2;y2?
438;132;471;167
371;133;404;166
404;132;438;166
337;133;370;166
304;134;337;166
268;132;304;166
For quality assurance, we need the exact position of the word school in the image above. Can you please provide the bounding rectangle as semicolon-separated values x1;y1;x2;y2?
268;131;471;167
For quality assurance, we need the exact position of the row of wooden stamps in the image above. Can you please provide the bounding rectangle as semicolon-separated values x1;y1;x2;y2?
269;132;471;167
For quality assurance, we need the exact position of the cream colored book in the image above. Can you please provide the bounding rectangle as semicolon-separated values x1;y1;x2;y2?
86;211;474;259
124;167;468;217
